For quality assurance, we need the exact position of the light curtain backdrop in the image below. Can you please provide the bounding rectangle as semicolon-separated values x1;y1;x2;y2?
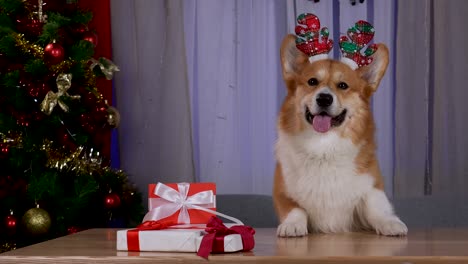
110;0;468;202
183;0;287;195
394;0;468;197
110;0;195;205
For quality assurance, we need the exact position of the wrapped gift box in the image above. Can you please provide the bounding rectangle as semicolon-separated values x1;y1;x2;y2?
116;225;243;253
122;182;254;257
143;182;216;224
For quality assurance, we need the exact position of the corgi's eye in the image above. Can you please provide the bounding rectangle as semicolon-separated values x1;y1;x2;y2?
307;78;318;86
337;82;349;90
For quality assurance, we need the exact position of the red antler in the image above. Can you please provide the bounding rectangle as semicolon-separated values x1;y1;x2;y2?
295;13;333;62
339;20;378;69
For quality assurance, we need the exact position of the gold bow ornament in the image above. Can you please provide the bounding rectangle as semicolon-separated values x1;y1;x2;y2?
89;58;120;80
40;73;81;115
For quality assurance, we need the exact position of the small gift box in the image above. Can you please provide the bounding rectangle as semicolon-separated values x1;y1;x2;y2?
116;217;255;258
143;182;216;224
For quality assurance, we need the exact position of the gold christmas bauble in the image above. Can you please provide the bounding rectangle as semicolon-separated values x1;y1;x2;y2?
21;208;51;236
107;106;120;128
0;242;16;253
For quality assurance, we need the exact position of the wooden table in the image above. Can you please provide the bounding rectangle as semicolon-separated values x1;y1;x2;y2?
2;228;468;263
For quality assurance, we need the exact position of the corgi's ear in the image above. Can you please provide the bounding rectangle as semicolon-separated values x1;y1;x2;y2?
358;43;389;92
280;34;308;91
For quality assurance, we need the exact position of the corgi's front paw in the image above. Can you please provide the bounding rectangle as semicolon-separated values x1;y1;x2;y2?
277;221;308;237
277;208;308;237
373;217;408;236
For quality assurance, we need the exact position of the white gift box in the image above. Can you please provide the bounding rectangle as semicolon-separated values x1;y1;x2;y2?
116;225;244;253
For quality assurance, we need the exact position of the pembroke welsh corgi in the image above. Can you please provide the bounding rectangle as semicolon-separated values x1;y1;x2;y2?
273;16;407;237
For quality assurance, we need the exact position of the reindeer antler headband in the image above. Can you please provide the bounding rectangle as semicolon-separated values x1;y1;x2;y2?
339;20;378;69
294;13;378;70
295;13;333;63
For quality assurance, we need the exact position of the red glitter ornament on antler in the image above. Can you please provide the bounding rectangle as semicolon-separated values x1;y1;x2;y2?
339;20;378;69
295;13;333;63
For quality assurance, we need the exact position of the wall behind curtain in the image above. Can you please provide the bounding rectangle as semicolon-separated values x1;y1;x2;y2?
110;0;195;207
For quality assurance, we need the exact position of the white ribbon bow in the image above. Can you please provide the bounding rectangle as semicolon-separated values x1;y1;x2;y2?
142;182;243;225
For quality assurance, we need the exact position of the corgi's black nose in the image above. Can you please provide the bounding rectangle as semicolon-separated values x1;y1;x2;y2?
316;93;333;108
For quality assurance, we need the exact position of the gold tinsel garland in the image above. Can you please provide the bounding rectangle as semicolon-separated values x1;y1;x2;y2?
43;142;139;202
1;133;105;176
50;60;74;73
13;33;105;103
0;132;23;146
45;144;103;174
14;33;44;58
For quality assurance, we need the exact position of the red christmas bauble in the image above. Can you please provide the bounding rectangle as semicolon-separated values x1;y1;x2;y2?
73;24;88;36
16;114;30;127
82;91;98;106
79;113;96;133
58;127;77;151
44;42;65;64
67;226;80;235
0;143;10;156
16;17;44;36
5;63;23;73
93;103;109;123
83;31;98;47
59;129;70;142
18;76;32;91
28;82;50;99
104;193;121;209
96;104;107;114
5;215;17;231
31;111;45;122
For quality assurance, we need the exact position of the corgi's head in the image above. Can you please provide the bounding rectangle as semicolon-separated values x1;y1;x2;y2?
278;34;389;143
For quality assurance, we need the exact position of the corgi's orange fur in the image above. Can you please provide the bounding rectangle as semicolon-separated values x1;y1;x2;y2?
273;35;407;237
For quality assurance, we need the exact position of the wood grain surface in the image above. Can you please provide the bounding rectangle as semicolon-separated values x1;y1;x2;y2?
2;228;468;263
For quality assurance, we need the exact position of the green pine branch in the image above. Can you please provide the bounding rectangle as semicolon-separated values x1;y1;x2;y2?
24;59;48;77
0;14;15;34
0;34;20;57
2;70;19;89
0;0;24;14
74;175;99;207
71;11;93;25
38;12;71;44
69;40;94;61
39;21;61;44
27;170;59;201
0;113;16;131
48;12;72;26
69;62;86;80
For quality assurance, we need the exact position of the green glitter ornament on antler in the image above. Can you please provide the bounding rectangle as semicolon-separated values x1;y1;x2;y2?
295;13;333;63
339;20;378;69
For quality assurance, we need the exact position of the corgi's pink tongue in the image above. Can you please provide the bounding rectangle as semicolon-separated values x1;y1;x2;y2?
312;115;332;133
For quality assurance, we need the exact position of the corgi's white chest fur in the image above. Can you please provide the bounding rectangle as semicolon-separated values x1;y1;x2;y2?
276;131;375;233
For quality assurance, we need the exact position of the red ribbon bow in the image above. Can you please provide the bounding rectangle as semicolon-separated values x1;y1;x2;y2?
197;216;255;259
126;216;255;258
127;218;177;251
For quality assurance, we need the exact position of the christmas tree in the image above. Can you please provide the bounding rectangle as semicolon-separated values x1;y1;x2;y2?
0;0;143;252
